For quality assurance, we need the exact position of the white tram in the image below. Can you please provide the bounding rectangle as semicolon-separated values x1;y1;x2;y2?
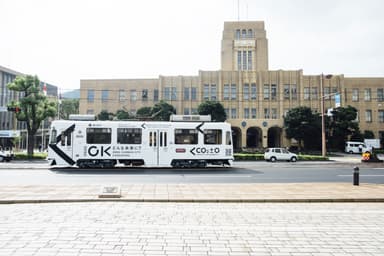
47;115;234;168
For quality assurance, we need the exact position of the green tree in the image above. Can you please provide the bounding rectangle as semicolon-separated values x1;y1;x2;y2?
197;101;227;122
115;109;131;120
7;75;56;157
97;110;114;120
151;100;176;121
363;130;375;139
328;106;360;150
136;107;153;119
59;99;79;119
284;106;321;150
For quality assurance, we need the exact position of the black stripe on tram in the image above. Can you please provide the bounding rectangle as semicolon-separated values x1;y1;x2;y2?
49;144;76;165
51;124;76;166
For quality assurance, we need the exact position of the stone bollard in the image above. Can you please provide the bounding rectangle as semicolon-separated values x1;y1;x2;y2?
353;166;359;186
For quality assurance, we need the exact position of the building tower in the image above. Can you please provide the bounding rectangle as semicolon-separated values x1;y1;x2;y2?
221;21;269;71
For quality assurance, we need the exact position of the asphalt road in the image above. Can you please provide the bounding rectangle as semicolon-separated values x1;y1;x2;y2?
0;159;383;185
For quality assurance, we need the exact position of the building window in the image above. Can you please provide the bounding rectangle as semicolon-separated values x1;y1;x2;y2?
191;87;197;101
237;51;242;71
311;87;318;100
184;87;190;100
154;89;159;101
364;88;371;101
264;108;270;119
242;51;247;70
184;108;190;115
231;84;237;100
237;50;252;70
242;29;246;38
223;84;229;100
365;110;372;122
210;84;217;100
119;89;125;102
263;84;269;100
203;84;209;100
251;108;257;119
251;83;257;100
171;87;177;100
284;84;290;99
271;84;277;100
142;89;148;101
231;108;237;119
243;83;249;100
378;88;384;102
244;108;249;119
130;90;137;102
378;110;384;123
324;87;330;100
304;87;310;100
101;90;109;102
191;108;198;114
352;88;359;102
235;29;241;39
87;89;94;103
291;84;297;100
86;109;94;114
248;29;253;38
271;108;277;119
247;51;252;70
164;87;171;100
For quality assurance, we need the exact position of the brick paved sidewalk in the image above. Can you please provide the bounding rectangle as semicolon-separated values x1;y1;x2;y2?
1;202;384;255
1;183;384;203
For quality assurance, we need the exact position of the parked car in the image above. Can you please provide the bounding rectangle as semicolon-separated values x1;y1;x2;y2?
345;141;371;154
0;148;14;162
264;148;298;162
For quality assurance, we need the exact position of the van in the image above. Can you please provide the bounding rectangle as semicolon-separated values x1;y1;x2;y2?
345;141;371;154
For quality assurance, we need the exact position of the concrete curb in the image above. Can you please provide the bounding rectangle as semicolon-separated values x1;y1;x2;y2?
1;198;384;204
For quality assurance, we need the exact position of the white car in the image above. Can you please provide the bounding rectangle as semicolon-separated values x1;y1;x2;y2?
264;148;298;162
0;149;14;162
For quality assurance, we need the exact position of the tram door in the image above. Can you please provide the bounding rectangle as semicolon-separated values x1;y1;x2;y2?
148;129;169;166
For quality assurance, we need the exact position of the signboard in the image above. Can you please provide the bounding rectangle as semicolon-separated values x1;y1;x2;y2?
0;130;20;138
335;93;341;107
0;106;7;112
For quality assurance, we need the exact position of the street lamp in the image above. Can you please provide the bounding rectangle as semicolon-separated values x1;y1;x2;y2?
320;74;333;157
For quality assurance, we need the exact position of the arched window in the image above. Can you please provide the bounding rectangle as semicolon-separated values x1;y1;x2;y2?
241;29;246;38
248;29;253;38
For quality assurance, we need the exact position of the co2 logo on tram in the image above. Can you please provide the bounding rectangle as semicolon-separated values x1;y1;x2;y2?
88;146;111;157
190;147;220;156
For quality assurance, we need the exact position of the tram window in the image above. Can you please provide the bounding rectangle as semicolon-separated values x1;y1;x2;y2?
175;129;198;144
61;131;65;146
86;128;111;144
226;131;232;145
50;128;57;144
67;132;71;146
204;129;222;144
117;128;142;144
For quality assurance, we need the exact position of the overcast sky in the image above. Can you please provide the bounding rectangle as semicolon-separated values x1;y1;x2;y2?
1;0;383;91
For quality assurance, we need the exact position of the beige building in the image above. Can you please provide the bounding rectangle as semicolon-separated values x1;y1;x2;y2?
80;21;384;150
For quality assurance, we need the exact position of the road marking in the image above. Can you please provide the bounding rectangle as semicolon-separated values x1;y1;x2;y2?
373;168;384;170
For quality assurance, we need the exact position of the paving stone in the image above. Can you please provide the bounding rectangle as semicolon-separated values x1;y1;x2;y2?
0;202;384;255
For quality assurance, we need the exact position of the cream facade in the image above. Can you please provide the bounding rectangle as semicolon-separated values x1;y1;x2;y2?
79;21;384;150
